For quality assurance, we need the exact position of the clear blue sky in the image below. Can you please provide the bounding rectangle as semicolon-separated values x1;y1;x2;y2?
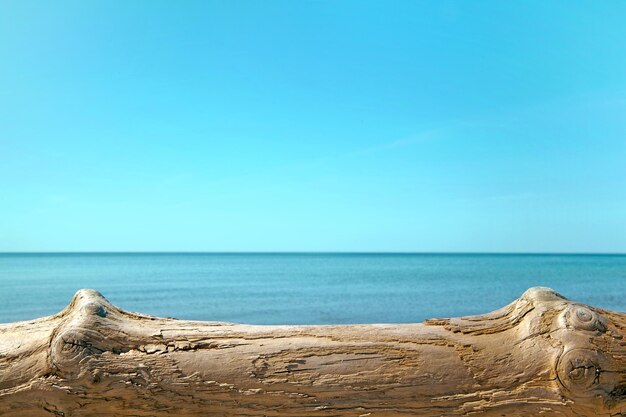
1;1;625;252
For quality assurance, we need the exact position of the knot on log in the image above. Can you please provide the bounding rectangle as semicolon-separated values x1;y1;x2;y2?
50;328;108;376
556;348;608;393
562;305;607;332
49;290;128;378
552;304;625;413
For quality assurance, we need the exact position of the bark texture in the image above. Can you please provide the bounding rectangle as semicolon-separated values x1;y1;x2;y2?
0;287;624;416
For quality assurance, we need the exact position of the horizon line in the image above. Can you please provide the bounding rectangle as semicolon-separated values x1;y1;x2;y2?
1;251;626;256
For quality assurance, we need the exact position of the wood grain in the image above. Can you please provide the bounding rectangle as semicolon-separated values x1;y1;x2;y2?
0;287;624;416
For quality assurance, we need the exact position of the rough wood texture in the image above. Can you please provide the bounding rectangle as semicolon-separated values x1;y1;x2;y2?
0;287;624;416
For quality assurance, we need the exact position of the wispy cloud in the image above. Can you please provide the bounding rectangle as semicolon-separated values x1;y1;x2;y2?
487;192;539;202
353;128;443;155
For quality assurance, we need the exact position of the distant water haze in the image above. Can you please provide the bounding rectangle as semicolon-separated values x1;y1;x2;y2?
0;253;624;325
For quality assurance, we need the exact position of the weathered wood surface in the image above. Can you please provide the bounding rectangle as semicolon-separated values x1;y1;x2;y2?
0;287;624;416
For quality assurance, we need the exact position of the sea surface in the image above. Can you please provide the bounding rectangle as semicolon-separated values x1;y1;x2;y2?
0;253;624;324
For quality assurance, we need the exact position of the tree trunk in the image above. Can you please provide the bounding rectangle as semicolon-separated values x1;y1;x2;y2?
0;287;624;416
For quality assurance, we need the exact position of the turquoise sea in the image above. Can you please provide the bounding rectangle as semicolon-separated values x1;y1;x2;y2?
0;253;624;324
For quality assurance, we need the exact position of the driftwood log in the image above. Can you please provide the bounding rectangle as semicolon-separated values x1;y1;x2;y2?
0;287;624;416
